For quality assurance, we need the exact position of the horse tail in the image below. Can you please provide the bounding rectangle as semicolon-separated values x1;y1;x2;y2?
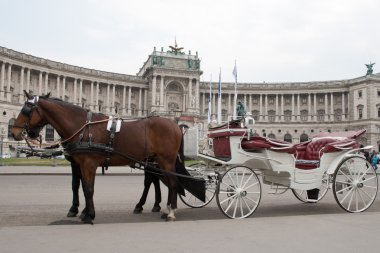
175;127;206;202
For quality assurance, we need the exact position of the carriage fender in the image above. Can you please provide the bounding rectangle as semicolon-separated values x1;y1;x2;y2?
326;153;365;175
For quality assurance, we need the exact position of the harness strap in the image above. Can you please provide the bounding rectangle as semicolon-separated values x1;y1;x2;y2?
103;118;118;170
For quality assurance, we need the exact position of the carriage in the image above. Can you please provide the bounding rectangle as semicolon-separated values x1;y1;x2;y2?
180;116;378;219
11;92;378;222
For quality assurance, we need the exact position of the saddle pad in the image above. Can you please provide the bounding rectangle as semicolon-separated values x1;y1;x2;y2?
106;116;122;132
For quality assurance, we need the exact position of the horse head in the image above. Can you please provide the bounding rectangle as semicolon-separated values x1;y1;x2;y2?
11;90;50;141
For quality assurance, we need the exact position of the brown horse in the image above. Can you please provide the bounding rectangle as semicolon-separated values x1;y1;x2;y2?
12;91;204;223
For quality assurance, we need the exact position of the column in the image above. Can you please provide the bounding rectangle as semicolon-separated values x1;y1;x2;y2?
275;94;279;121
44;73;49;95
297;94;300;120
151;75;156;106
160;76;164;106
79;79;83;106
138;88;142;116
324;93;328;121
281;94;284;121
314;93;317;121
36;71;41;95
26;69;30;93
228;93;231;114
95;82;99;112
144;88;148;116
188;78;192;108
264;94;268;121
195;78;199;109
249;94;252;113
330;93;334;121
56;75;60;99
90;81;94;110
259;94;263;120
291;94;295;121
106;83;110;113
62;77;66;100
128;86;132;115
122;85;126;115
112;84;116;113
19;67;24;103
7;64;12;101
0;62;5;99
342;92;346;120
73;79;77;104
308;93;311;121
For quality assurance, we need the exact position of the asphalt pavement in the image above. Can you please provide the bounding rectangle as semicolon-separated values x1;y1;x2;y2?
1;166;380;253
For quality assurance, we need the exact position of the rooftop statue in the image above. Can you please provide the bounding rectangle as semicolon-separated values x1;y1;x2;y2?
365;62;375;75
169;38;184;55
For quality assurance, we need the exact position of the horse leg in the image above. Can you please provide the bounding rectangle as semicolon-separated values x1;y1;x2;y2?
166;180;178;222
161;187;172;219
79;164;97;224
151;175;161;212
133;172;152;214
67;161;81;217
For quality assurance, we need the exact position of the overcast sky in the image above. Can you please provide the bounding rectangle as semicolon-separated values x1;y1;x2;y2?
1;0;379;83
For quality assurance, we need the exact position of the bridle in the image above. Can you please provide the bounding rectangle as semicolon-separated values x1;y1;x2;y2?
14;96;46;139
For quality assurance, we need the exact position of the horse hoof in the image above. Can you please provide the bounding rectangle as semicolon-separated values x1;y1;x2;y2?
67;211;78;217
133;206;143;214
81;215;93;224
166;216;176;222
79;212;86;220
151;206;161;212
161;213;168;219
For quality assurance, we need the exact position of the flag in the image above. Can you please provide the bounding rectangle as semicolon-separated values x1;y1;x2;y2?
207;76;212;124
217;68;222;124
232;60;238;120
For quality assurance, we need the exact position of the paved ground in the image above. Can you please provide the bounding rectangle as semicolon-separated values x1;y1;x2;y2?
1;166;380;253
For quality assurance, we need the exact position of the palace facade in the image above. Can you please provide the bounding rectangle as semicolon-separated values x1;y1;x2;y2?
1;45;380;156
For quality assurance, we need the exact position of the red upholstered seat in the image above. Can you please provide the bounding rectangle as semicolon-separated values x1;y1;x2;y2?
241;136;294;153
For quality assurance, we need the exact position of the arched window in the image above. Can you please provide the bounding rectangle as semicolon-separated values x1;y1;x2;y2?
7;118;15;139
268;110;276;122
284;133;292;143
300;133;309;142
45;124;55;142
317;110;325;121
284;110;292;122
268;133;276;139
300;110;308;121
252;110;259;121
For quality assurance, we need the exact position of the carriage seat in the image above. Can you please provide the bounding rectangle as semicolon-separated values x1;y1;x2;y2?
241;136;295;153
295;137;359;169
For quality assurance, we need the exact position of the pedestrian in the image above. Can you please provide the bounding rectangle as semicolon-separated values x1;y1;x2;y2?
371;151;379;170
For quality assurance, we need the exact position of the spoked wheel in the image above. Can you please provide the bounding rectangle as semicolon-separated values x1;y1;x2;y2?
292;173;329;203
179;163;217;208
216;166;261;219
333;156;378;213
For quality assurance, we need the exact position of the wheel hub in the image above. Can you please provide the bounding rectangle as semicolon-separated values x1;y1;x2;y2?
236;188;247;197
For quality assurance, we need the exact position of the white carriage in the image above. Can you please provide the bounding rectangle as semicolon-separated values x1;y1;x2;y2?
182;116;378;219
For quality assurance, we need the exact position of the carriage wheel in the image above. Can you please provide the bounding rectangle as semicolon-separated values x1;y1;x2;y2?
292;173;329;203
216;166;261;219
179;163;217;208
333;156;378;213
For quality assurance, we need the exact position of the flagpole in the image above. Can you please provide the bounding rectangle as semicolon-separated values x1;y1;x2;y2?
233;60;238;120
208;74;212;124
217;68;222;124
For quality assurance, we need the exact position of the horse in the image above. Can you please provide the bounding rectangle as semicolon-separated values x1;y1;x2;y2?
133;169;162;214
12;91;205;223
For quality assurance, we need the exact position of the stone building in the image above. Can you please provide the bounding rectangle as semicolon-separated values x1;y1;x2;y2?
0;44;380;156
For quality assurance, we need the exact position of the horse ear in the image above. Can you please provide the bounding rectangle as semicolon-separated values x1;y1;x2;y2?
46;92;51;98
24;90;32;100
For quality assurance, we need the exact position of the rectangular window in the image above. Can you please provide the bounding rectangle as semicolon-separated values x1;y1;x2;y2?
358;90;362;98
